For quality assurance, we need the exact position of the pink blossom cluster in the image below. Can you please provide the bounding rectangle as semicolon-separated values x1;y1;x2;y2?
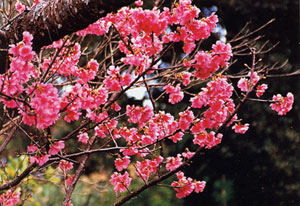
126;105;154;127
189;76;238;147
49;140;65;155
166;154;183;171
104;66;132;92
191;76;235;128
270;92;294;115
255;84;268;97
120;111;182;148
232;123;250;134
76;18;111;36
60;83;108;122
135;156;163;181
193;131;223;149
28;141;65;166
115;156;131;171
59;160;74;172
191;41;232;80
21;83;61;129
2;0;295;202
0;31;36;108
0;190;21;206
76;0;220;74
178;109;194;131
30;154;50;166
164;84;184;104
171;171;206;198
237;71;260;92
42;42;81;77
43;40;99;83
110;172;132;193
77;132;89;144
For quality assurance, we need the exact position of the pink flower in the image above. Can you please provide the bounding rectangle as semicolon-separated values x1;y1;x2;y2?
166;154;183;171
19;45;35;61
270;92;294;115
115;156;130;171
0;190;21;206
22;83;61;129
27;145;38;153
171;171;206;199
126;105;154;127
164;84;184;104
169;132;184;143
111;102;121;112
49;141;65;155
104;78;121;91
120;74;132;86
135;156;163;180
110;172;132;193
59;160;73;171
78;132;89;144
178;109;194;131
180;72;191;86
238;72;260;92
182;149;195;159
232;123;249;134
23;31;33;46
15;1;25;13
135;0;143;6
193;181;206;193
66;175;74;185
256;84;268;97
193;131;222;149
30;154;50;166
237;78;249;92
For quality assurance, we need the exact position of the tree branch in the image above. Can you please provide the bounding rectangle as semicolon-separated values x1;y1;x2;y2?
0;163;37;190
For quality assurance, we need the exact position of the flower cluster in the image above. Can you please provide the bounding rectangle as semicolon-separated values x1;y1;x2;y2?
110;172;132;193
1;32;36;105
166;154;183;171
60;83;108;122
237;72;260;92
49;141;65;155
135;156;163;181
115;156;131;172
164;84;184;104
126;105;154;127
270;93;294;115
104;66;132;92
0;190;21;206
21;83;61;129
171;171;206;198
192;41;232;80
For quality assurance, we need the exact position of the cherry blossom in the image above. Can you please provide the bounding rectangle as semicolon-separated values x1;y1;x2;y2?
78;132;89;144
270;92;294;115
110;172;132;193
49;141;65;155
0;190;21;206
59;160;74;172
115;156;131;171
232;123;250;134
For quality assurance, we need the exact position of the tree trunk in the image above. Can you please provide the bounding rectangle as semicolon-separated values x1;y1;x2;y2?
0;0;134;73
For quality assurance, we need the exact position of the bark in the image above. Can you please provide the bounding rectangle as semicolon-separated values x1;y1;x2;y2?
0;0;135;73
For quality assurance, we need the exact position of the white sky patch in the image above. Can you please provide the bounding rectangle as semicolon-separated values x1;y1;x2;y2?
143;99;153;109
126;86;147;100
